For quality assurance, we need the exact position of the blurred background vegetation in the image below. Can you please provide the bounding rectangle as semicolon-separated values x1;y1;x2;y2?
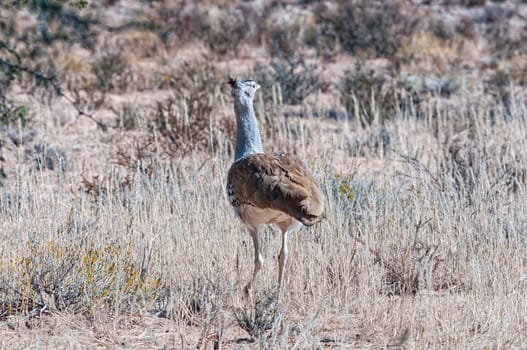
2;0;525;139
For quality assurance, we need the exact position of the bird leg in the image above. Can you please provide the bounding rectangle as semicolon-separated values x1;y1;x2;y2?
244;229;263;294
277;229;290;291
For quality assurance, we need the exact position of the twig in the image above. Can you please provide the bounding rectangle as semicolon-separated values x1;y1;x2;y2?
0;58;108;130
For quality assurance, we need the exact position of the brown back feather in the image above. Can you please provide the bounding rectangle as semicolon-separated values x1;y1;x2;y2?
227;152;324;226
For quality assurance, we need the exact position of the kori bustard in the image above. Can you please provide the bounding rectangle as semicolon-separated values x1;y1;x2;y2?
226;78;324;293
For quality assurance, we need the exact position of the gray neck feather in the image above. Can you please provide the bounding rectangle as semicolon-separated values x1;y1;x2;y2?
234;96;264;161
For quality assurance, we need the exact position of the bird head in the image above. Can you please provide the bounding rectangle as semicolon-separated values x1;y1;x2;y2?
228;77;260;101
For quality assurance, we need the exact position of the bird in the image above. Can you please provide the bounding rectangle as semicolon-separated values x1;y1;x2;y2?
226;77;324;294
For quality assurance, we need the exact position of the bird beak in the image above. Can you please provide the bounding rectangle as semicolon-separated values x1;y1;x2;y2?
255;83;260;91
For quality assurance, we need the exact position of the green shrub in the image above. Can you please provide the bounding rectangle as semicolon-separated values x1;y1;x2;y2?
0;98;28;127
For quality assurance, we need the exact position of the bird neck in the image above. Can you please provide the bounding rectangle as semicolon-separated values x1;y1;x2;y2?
234;97;264;161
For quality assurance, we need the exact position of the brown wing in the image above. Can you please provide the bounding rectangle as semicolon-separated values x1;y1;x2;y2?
227;152;324;226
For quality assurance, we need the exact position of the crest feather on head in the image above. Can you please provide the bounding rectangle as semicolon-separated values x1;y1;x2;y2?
228;77;237;88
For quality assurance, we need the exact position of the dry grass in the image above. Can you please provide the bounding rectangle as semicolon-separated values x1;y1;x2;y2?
1;88;526;348
1;0;527;348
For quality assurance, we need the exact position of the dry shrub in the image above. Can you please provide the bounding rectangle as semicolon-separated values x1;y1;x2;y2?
158;2;298;58
374;226;446;296
233;288;280;339
81;136;157;201
492;54;527;86
445;131;526;199
155;97;210;156
0;212;161;317
154;1;208;47
482;3;526;59
339;63;400;126
263;8;304;59
112;137;157;174
484;54;527;108
335;170;460;296
153;60;229;156
202;6;249;56
50;42;129;110
398;95;527;200
303;16;339;62
92;46;128;93
397;30;468;73
313;0;418;60
89;59;231;162
113;29;165;60
153;1;260;53
253;55;323;107
54;48;95;92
